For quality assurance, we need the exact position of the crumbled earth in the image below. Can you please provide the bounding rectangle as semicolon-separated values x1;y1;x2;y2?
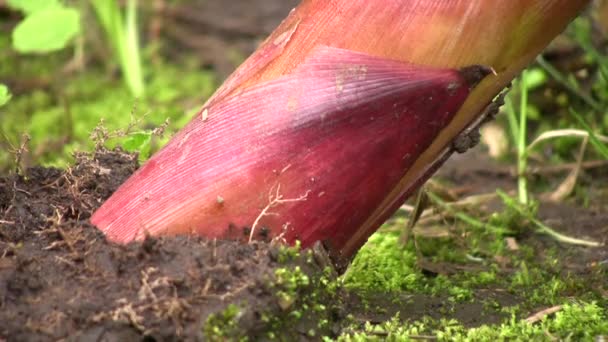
1;149;606;340
0;129;603;334
0;150;342;341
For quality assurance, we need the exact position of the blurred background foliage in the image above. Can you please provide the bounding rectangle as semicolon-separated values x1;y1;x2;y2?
0;0;297;170
0;0;606;172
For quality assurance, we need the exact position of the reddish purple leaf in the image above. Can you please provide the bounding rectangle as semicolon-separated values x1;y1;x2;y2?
92;47;486;260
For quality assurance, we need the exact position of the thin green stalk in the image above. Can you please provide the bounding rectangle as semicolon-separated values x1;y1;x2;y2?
536;56;603;113
426;192;509;235
569;108;608;159
504;96;520;147
517;70;529;206
90;0;144;97
497;190;602;247
124;0;144;97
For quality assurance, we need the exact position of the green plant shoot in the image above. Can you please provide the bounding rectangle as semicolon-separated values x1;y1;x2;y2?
90;0;145;97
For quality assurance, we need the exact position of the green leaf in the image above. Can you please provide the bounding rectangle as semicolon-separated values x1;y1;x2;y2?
124;0;145;96
6;0;60;15
121;132;151;152
12;7;80;53
0;84;11;107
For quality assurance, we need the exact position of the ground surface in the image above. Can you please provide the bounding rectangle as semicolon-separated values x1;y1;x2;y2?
1;149;606;341
0;150;341;340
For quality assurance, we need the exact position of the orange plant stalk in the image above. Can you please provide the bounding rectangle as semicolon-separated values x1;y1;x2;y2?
92;0;589;263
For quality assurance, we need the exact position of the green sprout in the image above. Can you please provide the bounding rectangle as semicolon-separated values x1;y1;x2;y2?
90;0;145;97
505;69;537;205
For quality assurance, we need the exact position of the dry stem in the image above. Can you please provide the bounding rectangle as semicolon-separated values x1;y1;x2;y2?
525;305;563;324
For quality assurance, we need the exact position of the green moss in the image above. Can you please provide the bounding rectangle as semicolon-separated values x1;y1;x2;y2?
449;302;608;341
321;267;340;296
277;240;302;264
274;266;310;310
342;231;422;293
253;254;343;339
342;229;499;299
333;199;608;340
333;302;607;341
203;304;248;342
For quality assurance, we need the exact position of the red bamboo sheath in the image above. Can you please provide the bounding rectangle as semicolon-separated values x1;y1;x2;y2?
92;0;589;261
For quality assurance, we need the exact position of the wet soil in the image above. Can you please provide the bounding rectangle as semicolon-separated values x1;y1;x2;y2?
0;150;343;341
1;149;606;340
0;151;418;340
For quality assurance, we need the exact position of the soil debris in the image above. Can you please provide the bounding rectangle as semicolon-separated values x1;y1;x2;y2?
1;148;606;340
0;149;341;340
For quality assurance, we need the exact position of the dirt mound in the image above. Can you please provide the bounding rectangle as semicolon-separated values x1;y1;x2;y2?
1;149;606;340
0;150;340;341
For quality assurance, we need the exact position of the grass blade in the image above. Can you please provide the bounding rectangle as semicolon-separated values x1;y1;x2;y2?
569;108;608;159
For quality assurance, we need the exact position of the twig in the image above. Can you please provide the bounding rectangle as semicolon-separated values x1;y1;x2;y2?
548;136;588;201
1;133;31;173
527;129;608;152
527;160;608;176
400;188;429;246
525;305;563;324
497;190;602;247
54;255;77;269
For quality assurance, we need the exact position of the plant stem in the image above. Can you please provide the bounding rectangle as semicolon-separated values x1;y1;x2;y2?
497;190;602;247
125;0;144;97
517;70;529;205
569;108;608;159
536;56;604;113
90;0;144;97
504;96;520;147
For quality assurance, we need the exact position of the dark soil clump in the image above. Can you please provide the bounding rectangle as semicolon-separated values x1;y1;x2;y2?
0;149;138;243
1;149;606;340
0;150;341;341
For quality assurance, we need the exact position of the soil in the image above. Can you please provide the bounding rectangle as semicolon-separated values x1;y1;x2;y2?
0;150;343;341
1;148;606;341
